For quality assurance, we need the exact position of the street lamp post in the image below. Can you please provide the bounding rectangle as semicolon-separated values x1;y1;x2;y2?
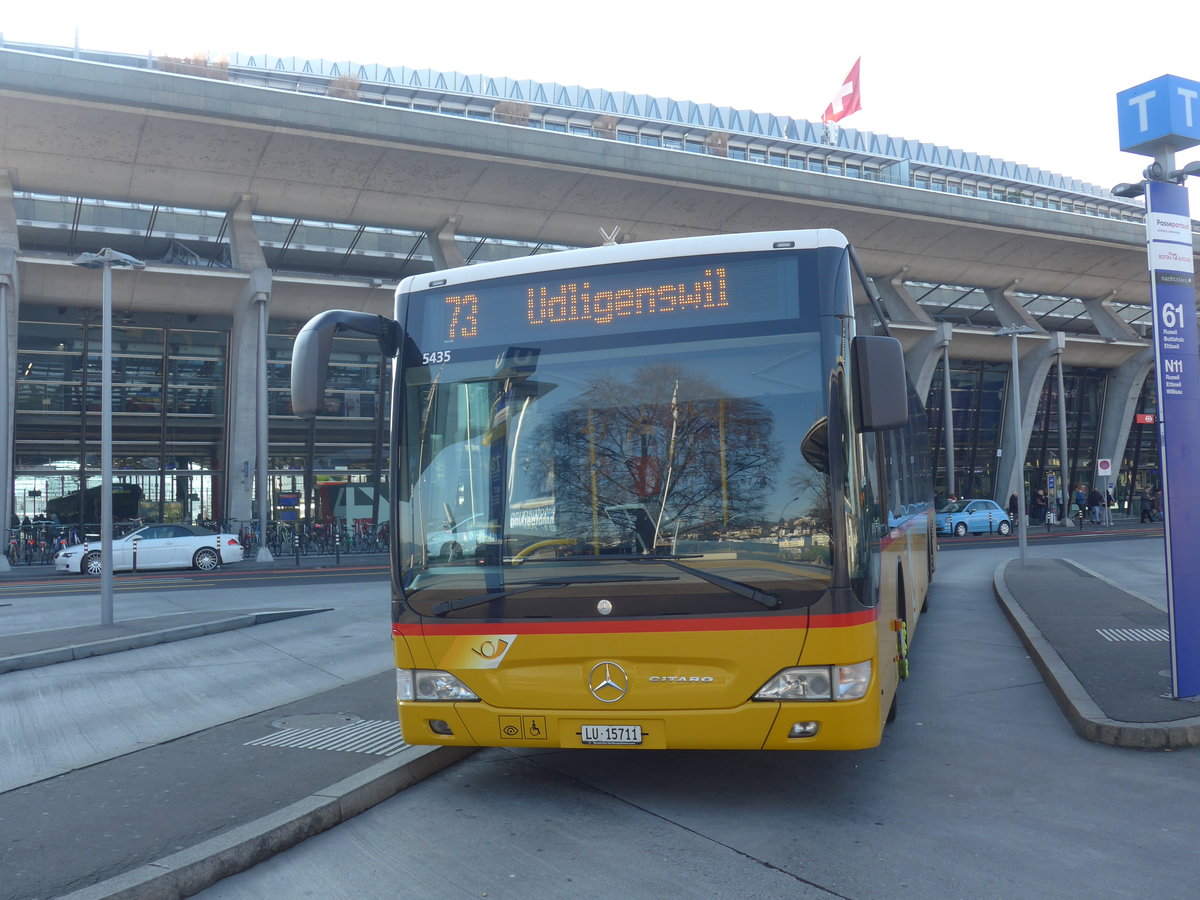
778;496;801;524
72;248;144;626
997;325;1035;566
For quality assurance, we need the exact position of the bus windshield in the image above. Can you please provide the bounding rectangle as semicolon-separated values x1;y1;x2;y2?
397;305;835;619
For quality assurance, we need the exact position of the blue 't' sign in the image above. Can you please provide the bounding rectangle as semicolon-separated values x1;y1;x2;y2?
1117;75;1200;156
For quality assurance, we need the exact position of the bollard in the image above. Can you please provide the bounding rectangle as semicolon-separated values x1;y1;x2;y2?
335;528;341;564
132;536;140;574
988;511;993;534
293;528;300;566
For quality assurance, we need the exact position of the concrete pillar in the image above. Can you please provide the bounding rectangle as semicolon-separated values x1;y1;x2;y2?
225;196;273;524
995;332;1059;504
903;322;953;400
872;269;934;325
1054;341;1070;524
986;281;1043;332
1084;292;1141;342
1096;347;1156;504
901;322;956;500
0;171;21;572
428;216;467;270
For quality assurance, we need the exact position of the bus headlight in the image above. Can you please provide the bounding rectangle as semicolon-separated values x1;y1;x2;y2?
754;661;871;702
396;668;480;702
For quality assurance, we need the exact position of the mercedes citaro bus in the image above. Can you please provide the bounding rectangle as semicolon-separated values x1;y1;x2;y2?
291;229;934;751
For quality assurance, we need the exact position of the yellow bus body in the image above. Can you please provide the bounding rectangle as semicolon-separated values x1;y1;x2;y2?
393;515;932;752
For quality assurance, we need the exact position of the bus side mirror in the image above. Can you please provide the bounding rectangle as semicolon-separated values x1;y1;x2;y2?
851;335;908;432
291;310;400;418
291;316;336;417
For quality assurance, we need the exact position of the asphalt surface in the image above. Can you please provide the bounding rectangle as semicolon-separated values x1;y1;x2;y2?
2;528;1198;898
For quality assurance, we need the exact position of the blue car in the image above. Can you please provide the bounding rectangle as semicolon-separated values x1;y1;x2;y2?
935;499;1012;536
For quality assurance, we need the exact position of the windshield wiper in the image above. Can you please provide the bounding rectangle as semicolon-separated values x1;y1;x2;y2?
628;558;781;609
430;574;679;616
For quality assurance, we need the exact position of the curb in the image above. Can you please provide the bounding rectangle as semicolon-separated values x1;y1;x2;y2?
59;744;477;899
992;559;1200;749
0;609;329;674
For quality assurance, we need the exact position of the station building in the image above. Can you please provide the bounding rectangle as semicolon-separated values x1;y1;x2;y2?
0;41;1182;542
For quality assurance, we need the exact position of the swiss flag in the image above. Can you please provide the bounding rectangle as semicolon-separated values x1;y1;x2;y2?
822;58;862;124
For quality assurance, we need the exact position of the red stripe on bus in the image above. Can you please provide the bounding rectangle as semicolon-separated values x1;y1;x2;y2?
393;609;876;637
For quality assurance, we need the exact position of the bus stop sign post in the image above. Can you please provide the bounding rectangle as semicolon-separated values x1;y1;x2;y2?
1117;74;1200;699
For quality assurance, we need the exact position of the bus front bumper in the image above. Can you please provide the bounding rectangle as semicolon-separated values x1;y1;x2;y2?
397;696;885;751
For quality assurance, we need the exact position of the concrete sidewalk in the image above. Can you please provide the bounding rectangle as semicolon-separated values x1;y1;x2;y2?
0;607;329;673
994;551;1200;749
4;671;472;900
0;571;463;900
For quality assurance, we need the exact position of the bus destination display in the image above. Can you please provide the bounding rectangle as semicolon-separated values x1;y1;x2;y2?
418;253;798;348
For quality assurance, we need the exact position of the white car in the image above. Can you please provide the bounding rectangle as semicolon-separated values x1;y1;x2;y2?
54;524;244;575
425;512;498;561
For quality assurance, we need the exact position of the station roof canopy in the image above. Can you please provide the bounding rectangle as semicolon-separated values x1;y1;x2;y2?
0;47;1171;307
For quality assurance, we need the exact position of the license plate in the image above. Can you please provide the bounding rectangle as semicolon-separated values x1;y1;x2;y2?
581;724;642;745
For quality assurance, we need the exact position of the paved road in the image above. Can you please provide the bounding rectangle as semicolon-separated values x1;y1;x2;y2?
3;535;1191;898
195;536;1200;900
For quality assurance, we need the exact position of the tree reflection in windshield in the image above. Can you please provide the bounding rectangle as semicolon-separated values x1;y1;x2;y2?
529;361;780;553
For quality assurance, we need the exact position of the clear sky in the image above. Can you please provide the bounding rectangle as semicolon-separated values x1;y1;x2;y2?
2;1;1198;193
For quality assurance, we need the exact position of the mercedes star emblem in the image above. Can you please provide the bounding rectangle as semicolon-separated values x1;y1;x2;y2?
588;661;629;703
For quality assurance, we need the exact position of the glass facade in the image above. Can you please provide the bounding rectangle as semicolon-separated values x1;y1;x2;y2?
13;308;229;525
926;360;1007;502
924;356;1159;514
1024;366;1108;514
11;305;390;528
1121;377;1161;512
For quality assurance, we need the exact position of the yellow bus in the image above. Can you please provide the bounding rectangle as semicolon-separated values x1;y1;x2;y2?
292;230;934;750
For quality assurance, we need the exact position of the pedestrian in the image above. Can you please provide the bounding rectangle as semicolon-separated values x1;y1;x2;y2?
1140;486;1155;523
1104;488;1115;526
1154;488;1163;522
1007;492;1019;521
1088;487;1104;524
1073;485;1087;524
1031;490;1047;526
